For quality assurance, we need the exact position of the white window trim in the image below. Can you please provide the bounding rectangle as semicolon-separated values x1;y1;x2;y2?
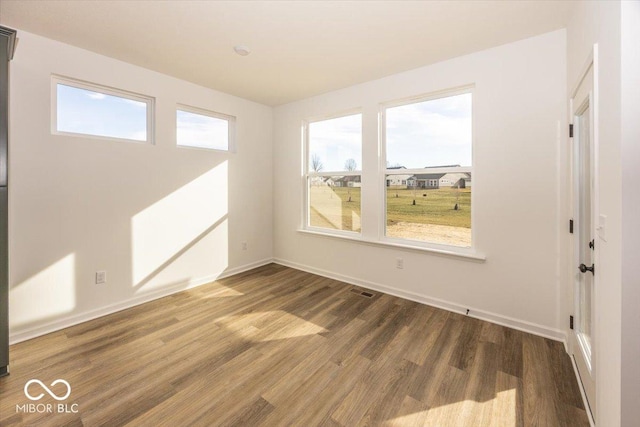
51;74;155;144
297;228;485;261
302;109;363;237
379;85;476;255
176;103;237;153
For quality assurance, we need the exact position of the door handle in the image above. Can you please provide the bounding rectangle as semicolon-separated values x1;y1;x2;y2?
579;263;595;275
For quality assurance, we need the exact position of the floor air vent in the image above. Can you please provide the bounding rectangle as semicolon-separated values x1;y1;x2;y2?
350;289;375;298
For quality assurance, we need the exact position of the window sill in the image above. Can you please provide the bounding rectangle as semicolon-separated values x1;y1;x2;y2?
297;228;486;262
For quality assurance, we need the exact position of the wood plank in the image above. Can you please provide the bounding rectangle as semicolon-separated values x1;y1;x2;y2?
458;341;500;425
522;333;561;426
382;395;430;426
403;306;446;366
449;316;483;371
289;355;371;427
220;397;275;427
501;327;524;379
406;313;465;404
355;358;419;426
257;360;341;426
331;325;418;425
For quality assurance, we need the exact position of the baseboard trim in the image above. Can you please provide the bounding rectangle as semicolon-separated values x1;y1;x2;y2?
273;258;566;343
9;258;273;345
10;256;567;347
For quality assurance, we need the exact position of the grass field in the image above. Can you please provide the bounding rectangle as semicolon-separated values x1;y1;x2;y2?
386;186;471;229
309;185;471;244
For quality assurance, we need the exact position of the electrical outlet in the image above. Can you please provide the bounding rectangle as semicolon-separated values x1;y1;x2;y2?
241;241;248;251
396;258;403;269
96;271;107;284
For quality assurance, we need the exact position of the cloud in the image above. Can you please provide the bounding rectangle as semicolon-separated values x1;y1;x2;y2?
86;92;106;100
385;93;472;167
309;114;362;171
177;112;228;149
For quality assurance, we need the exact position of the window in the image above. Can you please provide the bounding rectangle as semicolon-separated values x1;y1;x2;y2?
176;105;235;151
383;89;472;248
53;76;153;143
305;113;362;233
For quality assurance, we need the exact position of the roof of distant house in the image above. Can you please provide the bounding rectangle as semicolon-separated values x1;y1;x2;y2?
335;175;361;182
413;173;447;180
412;171;471;180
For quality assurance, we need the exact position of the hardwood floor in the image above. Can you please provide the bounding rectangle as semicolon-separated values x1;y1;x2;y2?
0;264;588;426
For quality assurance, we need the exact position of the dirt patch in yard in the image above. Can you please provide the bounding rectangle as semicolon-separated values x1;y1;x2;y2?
386;222;471;247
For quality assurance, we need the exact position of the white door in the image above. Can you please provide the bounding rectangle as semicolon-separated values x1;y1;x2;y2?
570;63;596;420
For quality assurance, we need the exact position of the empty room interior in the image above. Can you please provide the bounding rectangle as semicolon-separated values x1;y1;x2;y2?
0;1;638;426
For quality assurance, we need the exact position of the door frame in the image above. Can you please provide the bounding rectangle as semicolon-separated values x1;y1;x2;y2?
568;44;599;426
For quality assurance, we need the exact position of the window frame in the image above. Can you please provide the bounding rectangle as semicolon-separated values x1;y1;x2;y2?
379;85;475;253
51;75;155;144
302;109;363;237
176;103;236;152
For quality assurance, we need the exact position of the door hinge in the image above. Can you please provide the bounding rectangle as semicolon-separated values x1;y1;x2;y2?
570;315;574;330
569;219;574;234
569;124;574;138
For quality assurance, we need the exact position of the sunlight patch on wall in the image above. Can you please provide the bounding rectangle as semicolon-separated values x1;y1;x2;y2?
9;254;76;328
135;217;229;294
132;162;228;286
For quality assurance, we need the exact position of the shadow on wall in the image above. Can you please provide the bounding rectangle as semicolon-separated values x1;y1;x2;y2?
9;155;231;334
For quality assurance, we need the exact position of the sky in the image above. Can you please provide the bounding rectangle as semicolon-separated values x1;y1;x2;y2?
57;84;148;141
386;93;472;168
176;110;228;150
57;84;229;149
308;92;472;172
58;83;470;164
308;113;362;172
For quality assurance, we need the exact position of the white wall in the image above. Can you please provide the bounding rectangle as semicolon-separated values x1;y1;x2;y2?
273;30;567;339
8;31;273;342
567;1;623;425
621;2;640;425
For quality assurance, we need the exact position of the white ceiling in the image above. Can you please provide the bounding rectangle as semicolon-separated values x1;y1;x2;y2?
0;1;573;106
